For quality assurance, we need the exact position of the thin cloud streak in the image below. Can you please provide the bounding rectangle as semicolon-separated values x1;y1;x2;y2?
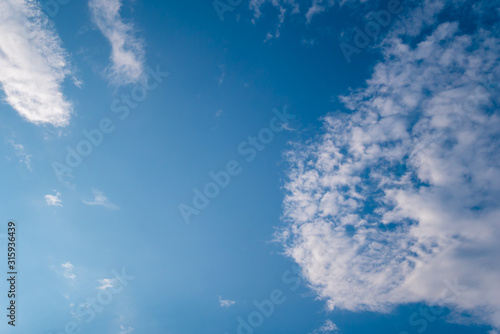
89;0;145;85
83;189;119;210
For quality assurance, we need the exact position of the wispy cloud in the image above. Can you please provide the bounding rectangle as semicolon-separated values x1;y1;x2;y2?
89;0;145;85
0;0;74;126
218;296;236;307
305;0;328;23
61;261;76;280
84;189;118;210
310;320;340;334
249;0;295;42
45;191;62;207
119;325;134;334
218;64;225;85
97;278;116;290
280;0;500;330
7;139;32;170
249;0;332;38
117;315;135;334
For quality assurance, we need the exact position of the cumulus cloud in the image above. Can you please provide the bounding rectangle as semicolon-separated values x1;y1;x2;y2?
83;189;118;210
0;0;74;126
89;0;145;85
218;296;236;307
279;0;500;329
45;190;62;206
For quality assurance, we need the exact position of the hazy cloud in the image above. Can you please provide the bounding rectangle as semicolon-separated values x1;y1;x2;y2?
8;138;32;170
83;189;119;210
219;296;236;307
61;261;76;280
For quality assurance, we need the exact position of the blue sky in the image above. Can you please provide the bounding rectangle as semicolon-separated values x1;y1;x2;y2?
0;0;499;333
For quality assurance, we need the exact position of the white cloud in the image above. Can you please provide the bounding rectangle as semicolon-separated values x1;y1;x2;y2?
311;320;340;334
89;0;145;85
218;296;236;307
97;278;116;290
61;261;76;280
8;139;31;170
83;189;118;210
280;0;500;330
45;190;62;206
0;0;74;126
